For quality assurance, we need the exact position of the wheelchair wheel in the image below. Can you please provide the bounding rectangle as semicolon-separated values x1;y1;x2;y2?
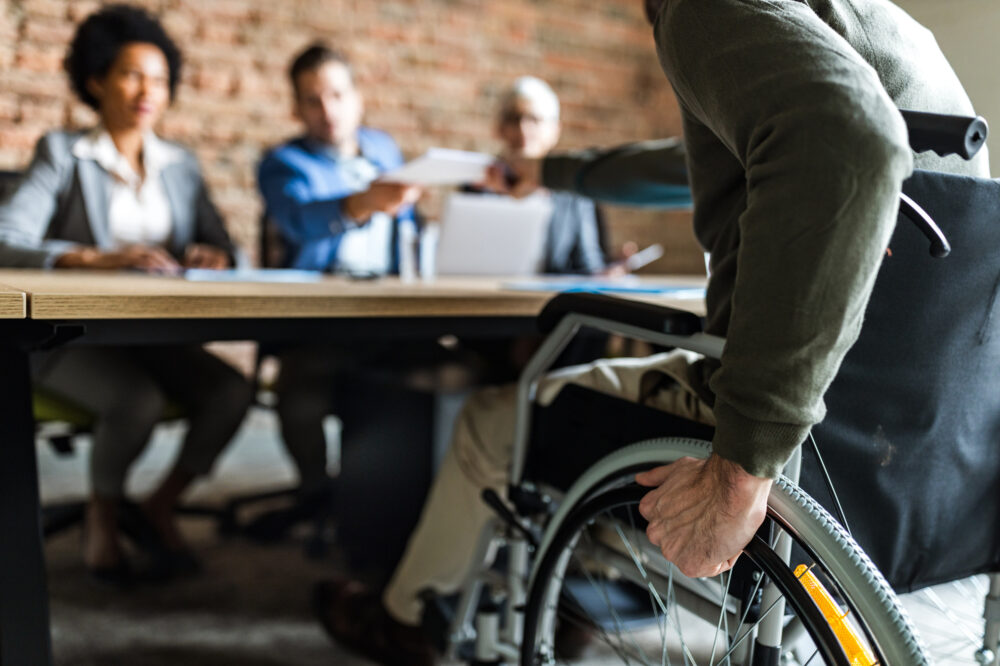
520;438;927;665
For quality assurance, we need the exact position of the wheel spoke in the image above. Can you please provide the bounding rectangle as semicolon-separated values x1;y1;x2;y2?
919;587;982;644
712;576;790;665
556;543;638;664
625;507;673;666
709;570;733;666
523;457;925;666
667;573;700;666
611;519;701;665
566;524;651;663
585;515;655;663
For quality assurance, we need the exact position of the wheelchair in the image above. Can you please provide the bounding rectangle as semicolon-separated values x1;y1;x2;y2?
437;111;1000;665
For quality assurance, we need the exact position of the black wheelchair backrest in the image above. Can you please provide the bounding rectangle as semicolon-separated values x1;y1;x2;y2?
804;168;1000;591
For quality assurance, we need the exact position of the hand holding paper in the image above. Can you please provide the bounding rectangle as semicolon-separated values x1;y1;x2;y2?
344;182;422;222
483;157;543;198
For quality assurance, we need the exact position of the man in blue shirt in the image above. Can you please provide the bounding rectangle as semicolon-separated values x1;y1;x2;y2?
258;44;421;273
254;44;424;534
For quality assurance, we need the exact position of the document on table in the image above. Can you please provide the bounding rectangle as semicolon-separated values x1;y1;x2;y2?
185;269;324;283
381;148;495;186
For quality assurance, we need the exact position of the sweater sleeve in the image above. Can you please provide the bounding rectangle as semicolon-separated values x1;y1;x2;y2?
656;0;913;477
542;138;692;208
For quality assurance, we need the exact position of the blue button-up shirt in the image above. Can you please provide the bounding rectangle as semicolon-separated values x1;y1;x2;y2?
257;127;415;271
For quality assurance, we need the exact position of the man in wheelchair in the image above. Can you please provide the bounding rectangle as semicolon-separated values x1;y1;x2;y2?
312;1;990;663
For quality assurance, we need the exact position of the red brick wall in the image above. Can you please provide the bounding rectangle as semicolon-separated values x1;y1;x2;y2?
0;0;704;272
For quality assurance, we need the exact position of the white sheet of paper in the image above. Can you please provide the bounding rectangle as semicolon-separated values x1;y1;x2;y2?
381;148;494;186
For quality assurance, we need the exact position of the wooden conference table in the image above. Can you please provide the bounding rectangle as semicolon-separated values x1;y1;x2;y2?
0;269;704;665
0;283;25;319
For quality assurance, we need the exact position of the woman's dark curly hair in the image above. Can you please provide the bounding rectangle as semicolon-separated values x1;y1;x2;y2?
64;4;182;110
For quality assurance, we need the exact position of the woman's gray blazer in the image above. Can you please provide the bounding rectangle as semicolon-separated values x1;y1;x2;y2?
0;130;238;268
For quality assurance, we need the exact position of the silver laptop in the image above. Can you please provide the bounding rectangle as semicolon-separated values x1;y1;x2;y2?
436;192;553;276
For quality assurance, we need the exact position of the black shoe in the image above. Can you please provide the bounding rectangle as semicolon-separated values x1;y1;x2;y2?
118;501;202;580
118;501;167;555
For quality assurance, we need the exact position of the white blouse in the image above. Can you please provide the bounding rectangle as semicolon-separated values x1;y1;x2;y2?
71;128;184;248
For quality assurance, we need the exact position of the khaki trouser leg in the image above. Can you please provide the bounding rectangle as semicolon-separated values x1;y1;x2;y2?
383;384;516;624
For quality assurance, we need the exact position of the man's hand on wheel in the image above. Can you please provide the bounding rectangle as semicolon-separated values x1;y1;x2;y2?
636;453;772;578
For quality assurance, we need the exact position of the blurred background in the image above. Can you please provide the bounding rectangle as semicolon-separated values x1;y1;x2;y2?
0;0;703;274
1;0;996;275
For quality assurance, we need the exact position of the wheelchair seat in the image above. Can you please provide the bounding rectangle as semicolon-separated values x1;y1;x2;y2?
526;383;713;493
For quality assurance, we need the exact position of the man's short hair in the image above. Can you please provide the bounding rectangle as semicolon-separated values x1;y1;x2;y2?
288;43;352;96
498;76;560;122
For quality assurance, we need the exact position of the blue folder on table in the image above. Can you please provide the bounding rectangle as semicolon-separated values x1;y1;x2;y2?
185;269;323;283
503;277;705;299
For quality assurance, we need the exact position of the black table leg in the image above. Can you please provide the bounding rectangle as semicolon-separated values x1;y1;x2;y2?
0;343;52;665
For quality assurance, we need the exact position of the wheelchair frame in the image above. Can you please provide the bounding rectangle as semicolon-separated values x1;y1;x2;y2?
440;110;1000;665
441;302;1000;665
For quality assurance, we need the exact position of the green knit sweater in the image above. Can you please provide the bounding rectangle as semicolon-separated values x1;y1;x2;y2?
543;0;989;478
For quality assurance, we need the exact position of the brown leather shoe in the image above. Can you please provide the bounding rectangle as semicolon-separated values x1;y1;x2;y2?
312;578;435;666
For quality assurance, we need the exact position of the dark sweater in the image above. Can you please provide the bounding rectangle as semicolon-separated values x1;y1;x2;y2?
543;0;989;477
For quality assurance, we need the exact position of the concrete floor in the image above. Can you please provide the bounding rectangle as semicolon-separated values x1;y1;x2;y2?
38;407;988;665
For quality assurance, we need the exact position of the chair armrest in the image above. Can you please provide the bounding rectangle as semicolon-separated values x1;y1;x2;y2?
537;292;703;335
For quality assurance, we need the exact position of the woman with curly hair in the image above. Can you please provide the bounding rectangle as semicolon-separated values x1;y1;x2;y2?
0;4;252;584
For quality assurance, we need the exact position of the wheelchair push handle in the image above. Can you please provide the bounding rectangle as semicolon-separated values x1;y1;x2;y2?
895;110;988;258
900;109;988;160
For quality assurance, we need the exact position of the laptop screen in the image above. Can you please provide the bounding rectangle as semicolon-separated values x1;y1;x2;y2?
436;192;554;276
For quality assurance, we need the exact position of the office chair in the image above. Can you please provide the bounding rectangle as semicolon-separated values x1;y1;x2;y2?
227;212;510;571
222;213;438;568
208;213;336;556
